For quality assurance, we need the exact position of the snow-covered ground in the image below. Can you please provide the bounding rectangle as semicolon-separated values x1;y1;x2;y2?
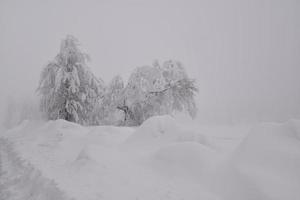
1;116;300;200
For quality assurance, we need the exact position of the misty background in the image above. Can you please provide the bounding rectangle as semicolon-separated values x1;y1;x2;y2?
0;0;299;124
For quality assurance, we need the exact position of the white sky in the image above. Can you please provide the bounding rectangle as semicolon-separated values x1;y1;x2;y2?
0;0;300;122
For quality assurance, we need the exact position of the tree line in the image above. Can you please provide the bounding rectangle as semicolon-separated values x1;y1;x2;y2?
37;35;198;126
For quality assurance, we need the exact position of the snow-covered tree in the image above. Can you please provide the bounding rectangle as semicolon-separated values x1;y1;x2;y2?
86;77;106;125
107;75;125;106
159;60;198;118
120;60;198;125
37;35;104;125
95;75;125;125
120;65;165;125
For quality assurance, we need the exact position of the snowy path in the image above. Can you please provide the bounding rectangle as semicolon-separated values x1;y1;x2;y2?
0;138;73;200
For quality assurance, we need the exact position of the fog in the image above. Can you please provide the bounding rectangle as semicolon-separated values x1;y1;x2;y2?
1;0;299;123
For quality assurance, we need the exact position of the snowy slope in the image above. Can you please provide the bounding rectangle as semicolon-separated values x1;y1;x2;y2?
1;116;300;200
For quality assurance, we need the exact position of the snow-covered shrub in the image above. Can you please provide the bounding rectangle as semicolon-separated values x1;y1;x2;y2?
37;35;104;125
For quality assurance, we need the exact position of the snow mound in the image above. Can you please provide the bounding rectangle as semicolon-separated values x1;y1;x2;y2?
43;119;82;130
213;121;300;200
86;126;134;147
123;115;208;151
